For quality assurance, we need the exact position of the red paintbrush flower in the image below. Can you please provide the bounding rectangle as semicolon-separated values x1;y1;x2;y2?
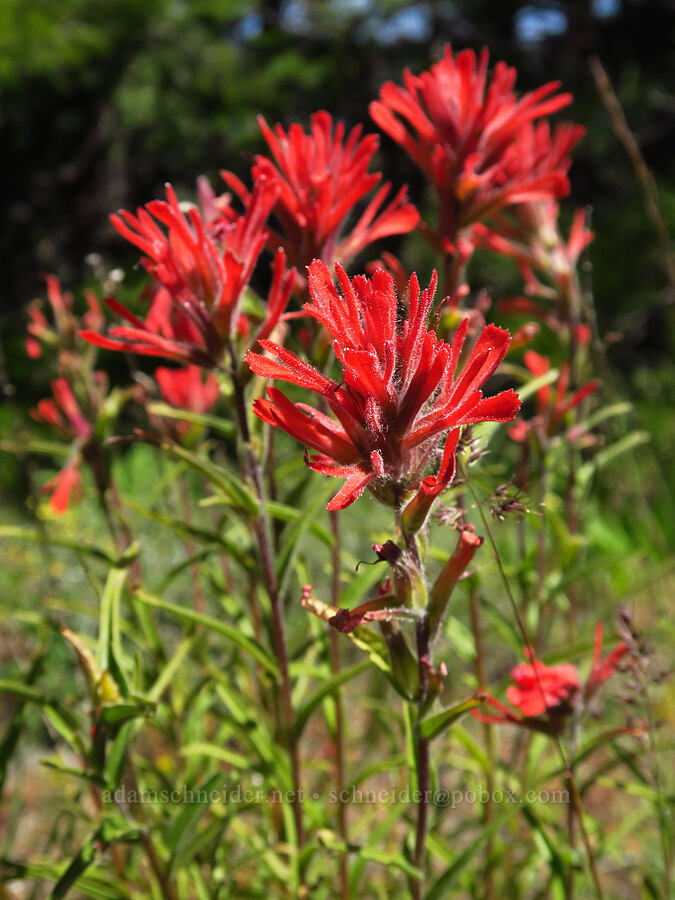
370;45;576;246
509;350;600;442
223;111;419;272
246;260;520;511
26;275;103;359
80;178;291;366
475;199;592;313
30;377;103;514
473;625;630;732
585;622;631;699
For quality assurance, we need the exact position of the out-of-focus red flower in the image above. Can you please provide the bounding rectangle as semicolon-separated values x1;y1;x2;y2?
31;377;93;441
475;197;593;310
370;46;576;246
509;350;600;442
153;365;220;440
80;179;292;366
246;260;520;511
155;365;220;413
473;626;629;732
30;377;101;514
585;622;631;699
26;276;103;359
223;112;419;272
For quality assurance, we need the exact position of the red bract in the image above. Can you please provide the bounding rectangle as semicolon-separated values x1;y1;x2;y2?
223;111;419;272
474;626;629;731
80;178;289;366
370;45;575;245
246;260;520;511
30;378;97;514
509;350;600;441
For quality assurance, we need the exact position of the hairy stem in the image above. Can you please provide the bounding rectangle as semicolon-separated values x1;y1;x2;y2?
412;615;431;900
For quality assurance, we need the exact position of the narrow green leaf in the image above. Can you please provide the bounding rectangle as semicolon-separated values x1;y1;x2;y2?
181;742;249;769
338;563;385;611
97;567;129;676
0;526;117;564
165;772;228;872
50;817;142;899
427;805;522;899
147;402;235;438
420;694;487;740
98;702;148;726
294;661;370;737
156;442;258;515
265;500;333;547
147;637;194;703
136;589;279;680
104;721;136;789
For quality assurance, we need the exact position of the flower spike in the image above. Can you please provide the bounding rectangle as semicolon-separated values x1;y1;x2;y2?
247;260;520;511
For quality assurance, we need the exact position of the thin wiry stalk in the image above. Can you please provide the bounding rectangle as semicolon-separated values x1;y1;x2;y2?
330;510;349;900
461;463;606;900
589;55;675;302
412;615;431;900
227;343;304;848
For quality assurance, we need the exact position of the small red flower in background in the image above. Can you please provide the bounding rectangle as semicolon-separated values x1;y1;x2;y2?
509;350;600;442
26;275;103;360
475;197;593;324
80;178;294;367
223;111;419;273
153;365;220;441
585;622;631;699
473;624;629;732
370;45;575;247
30;377;103;514
246;259;520;511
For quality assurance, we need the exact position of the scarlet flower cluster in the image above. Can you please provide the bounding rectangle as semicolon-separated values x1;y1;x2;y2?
474;624;630;732
30;377;104;513
224;111;419;272
370;45;576;247
247;260;520;510
80;179;294;366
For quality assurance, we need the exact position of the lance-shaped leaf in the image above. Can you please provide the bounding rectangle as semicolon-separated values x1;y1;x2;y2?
136;589;280;680
147;401;235;438
49;814;143;899
419;693;487;740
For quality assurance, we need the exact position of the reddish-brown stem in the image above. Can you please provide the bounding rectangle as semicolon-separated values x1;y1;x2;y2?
442;251;468;304
330;510;349;899
412;615;431;900
227;344;304;848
